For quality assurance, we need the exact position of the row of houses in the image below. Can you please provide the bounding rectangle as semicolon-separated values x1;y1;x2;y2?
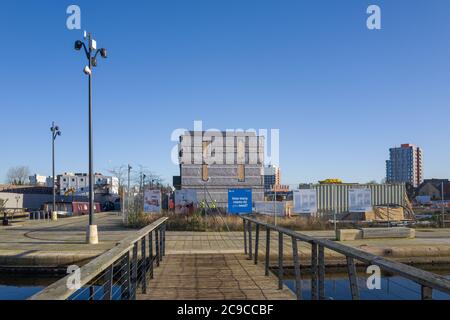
29;173;119;196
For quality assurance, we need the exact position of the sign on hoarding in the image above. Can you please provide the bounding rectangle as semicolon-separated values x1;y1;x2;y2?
293;189;317;214
254;201;285;216
348;188;372;212
144;189;161;213
175;189;198;214
228;188;252;214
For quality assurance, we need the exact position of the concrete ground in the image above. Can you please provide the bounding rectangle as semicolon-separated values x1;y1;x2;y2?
0;213;136;268
1;213;450;269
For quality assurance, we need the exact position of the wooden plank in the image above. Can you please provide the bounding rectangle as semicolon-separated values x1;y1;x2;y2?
137;253;295;301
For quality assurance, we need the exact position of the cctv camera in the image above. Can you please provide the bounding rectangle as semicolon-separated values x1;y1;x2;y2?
100;48;107;59
83;66;92;75
75;40;83;51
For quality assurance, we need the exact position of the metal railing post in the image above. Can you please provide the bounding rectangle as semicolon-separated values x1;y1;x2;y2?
131;243;138;300
149;232;154;279
311;242;318;300
265;227;270;276
291;237;302;300
248;221;253;260
346;257;360;300
318;245;325;300
103;264;113;300
159;226;164;261
141;237;147;294
162;224;166;257
243;219;248;255
278;232;283;290
155;229;160;267
254;224;260;265
421;286;433;300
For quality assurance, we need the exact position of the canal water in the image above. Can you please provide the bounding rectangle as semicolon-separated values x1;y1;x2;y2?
0;274;60;300
283;269;450;300
1;271;449;300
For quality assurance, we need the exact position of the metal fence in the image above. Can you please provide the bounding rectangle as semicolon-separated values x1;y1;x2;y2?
242;215;450;300
312;183;406;215
29;217;168;300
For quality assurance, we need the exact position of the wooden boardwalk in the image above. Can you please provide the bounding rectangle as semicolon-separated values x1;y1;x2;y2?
137;253;296;300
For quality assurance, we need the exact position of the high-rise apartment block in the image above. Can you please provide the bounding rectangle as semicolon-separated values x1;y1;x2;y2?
386;144;423;187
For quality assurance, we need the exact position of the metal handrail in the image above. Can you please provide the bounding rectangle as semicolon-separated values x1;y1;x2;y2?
29;216;168;300
241;215;450;300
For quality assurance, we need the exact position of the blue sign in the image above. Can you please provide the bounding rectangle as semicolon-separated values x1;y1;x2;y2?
228;188;252;214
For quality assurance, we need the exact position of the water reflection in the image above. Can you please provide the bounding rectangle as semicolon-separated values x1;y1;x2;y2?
283;272;450;300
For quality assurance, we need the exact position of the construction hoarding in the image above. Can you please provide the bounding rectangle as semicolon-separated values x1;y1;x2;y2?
311;183;406;216
293;189;317;215
175;189;198;214
348;188;372;212
144;189;161;213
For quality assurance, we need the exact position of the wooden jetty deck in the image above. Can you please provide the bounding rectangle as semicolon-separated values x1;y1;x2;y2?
29;217;450;301
137;253;295;300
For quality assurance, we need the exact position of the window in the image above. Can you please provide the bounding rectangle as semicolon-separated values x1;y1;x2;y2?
202;164;209;182
238;164;245;182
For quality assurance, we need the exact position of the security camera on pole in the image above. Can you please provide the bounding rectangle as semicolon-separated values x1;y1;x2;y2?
74;31;108;244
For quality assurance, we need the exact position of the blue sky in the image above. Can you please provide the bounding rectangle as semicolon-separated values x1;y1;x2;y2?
1;0;450;185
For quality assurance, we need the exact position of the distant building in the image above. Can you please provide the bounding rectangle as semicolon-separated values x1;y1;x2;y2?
263;165;280;191
58;173;119;196
29;174;49;186
386;144;423;187
417;179;450;200
176;130;265;210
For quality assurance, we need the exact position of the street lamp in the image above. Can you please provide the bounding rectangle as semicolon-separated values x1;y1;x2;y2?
142;174;147;211
74;31;108;244
50;122;61;220
125;164;132;224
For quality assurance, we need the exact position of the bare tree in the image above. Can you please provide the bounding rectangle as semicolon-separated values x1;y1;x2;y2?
133;164;163;189
6;166;30;185
107;165;127;189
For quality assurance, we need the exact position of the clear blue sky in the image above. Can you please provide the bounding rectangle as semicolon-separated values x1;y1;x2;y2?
1;0;450;185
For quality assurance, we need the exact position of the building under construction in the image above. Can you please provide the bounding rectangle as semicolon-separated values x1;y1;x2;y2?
174;130;265;211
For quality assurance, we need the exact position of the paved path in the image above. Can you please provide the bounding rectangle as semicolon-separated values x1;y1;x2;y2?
165;229;450;267
0;213;135;267
2;213;450;268
137;253;295;300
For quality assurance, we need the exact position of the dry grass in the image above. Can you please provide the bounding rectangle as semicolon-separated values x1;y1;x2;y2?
125;209;334;232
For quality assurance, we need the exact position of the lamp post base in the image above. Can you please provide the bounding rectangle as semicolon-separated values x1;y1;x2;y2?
86;225;99;244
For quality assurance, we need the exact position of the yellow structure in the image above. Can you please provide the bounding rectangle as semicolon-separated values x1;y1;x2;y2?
319;179;343;184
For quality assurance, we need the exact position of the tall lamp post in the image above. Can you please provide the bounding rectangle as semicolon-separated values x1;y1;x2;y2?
125;164;132;224
50;122;61;220
74;31;107;244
